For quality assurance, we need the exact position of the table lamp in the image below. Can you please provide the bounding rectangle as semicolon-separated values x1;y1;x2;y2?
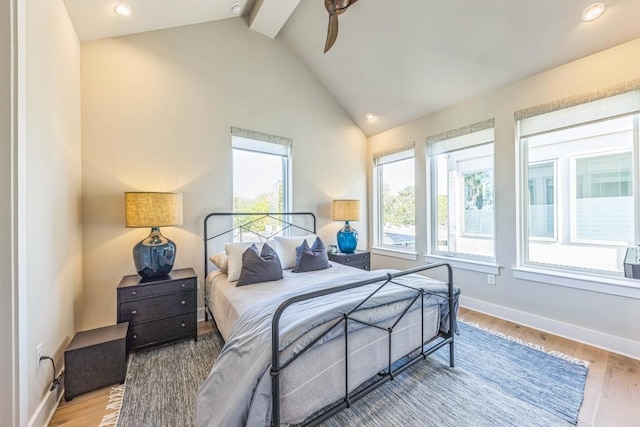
125;192;183;279
333;199;360;254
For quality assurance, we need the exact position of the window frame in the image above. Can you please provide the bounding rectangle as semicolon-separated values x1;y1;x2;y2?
516;90;640;277
528;159;558;242
427;121;496;263
231;127;292;214
373;146;416;254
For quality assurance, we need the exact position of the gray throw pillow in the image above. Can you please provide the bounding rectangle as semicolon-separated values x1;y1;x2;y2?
237;243;283;286
292;237;331;273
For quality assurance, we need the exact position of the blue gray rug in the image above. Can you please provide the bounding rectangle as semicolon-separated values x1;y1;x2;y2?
112;321;588;427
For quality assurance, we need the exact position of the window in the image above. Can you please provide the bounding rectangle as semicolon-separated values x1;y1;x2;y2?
231;127;291;240
374;146;415;250
428;120;495;260
528;162;556;239
517;90;640;274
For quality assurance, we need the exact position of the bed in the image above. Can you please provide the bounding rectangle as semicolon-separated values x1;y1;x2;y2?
197;212;460;427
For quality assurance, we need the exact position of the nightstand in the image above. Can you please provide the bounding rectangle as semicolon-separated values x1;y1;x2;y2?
117;268;197;351
328;250;370;271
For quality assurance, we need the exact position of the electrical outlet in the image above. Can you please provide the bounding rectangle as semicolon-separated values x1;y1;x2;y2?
487;274;496;285
36;343;43;368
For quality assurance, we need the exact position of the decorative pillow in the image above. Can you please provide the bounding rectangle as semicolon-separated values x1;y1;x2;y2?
274;235;317;269
209;251;228;273
225;242;265;282
237;243;283;286
292;237;331;273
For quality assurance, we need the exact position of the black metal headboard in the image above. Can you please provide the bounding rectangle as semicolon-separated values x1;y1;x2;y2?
203;212;316;276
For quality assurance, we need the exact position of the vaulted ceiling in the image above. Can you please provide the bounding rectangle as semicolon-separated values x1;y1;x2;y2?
63;0;640;136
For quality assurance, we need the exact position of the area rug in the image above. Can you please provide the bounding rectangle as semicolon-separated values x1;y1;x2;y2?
109;321;588;427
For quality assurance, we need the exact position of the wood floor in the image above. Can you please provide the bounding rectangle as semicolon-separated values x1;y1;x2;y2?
49;309;639;427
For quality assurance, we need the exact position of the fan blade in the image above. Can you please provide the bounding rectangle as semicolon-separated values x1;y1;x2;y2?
324;13;339;53
324;0;336;14
336;0;357;12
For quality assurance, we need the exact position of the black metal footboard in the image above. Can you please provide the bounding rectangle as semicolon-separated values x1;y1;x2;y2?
270;263;455;427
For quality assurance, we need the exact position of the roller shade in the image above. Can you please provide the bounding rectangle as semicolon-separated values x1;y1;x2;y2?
231;127;291;156
427;119;495;156
518;91;640;138
373;142;415;166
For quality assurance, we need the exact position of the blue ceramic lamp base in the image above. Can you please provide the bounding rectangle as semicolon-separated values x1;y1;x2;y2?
336;221;358;254
133;226;176;280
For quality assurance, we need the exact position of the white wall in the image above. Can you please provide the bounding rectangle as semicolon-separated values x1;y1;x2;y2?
80;17;368;330
0;0;16;424
369;38;640;355
23;0;82;423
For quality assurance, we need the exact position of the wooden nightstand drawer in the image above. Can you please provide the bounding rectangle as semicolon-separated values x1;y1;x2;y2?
117;268;198;351
348;260;370;270
119;290;195;324
118;278;196;302
341;253;369;263
328;250;371;271
128;314;195;349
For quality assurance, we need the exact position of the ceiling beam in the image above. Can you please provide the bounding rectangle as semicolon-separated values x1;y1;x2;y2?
249;0;301;39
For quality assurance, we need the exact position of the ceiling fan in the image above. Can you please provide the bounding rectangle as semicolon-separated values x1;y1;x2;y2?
323;0;359;53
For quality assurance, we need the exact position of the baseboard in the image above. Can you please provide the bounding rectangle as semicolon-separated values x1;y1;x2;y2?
460;295;640;361
28;368;64;427
198;306;206;322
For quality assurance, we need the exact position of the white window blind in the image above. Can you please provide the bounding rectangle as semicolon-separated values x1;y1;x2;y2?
427;119;495;156
518;91;640;138
231;127;291;156
373;143;415;166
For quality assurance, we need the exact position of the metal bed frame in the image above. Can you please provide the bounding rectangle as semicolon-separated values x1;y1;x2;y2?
203;212;317;322
203;212;456;427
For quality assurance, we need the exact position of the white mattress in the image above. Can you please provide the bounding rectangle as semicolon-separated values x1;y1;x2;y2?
206;262;367;340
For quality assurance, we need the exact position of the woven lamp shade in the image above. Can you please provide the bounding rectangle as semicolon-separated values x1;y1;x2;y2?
125;192;183;228
333;200;360;222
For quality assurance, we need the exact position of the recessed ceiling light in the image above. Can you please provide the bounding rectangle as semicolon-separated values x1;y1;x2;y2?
582;2;606;21
230;3;242;15
114;3;132;16
366;113;375;121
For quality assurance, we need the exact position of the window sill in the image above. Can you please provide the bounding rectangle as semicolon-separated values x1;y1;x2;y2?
424;255;500;275
512;266;640;299
371;247;419;261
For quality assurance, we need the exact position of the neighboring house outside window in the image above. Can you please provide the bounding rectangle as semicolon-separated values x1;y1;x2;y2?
517;89;640;275
427;120;496;262
373;145;415;251
231;127;291;241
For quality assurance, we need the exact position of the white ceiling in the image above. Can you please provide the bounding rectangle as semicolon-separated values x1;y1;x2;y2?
64;0;640;136
63;0;258;41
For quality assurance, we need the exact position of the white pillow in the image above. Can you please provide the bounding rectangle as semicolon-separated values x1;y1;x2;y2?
274;235;317;269
225;242;265;282
209;251;228;273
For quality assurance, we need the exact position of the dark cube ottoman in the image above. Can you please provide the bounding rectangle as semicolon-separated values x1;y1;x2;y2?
64;322;129;401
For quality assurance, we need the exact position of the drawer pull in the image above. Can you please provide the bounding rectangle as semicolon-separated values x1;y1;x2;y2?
181;322;186;328
181;283;186;288
181;300;186;305
131;291;137;295
132;334;137;340
131;310;137;315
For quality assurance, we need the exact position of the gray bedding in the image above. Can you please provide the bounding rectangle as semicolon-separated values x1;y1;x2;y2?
197;268;459;427
206;262;378;340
